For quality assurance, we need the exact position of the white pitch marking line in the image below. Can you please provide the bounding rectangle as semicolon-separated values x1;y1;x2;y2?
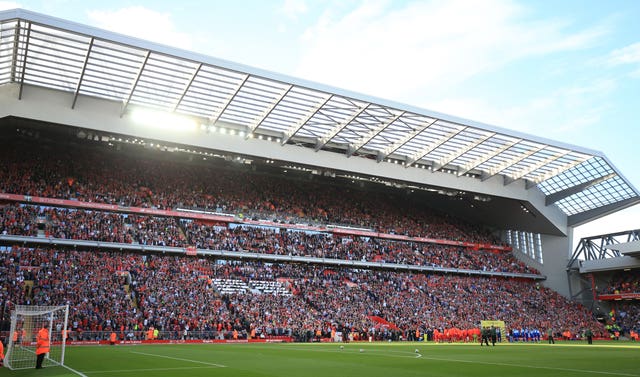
130;351;227;368
62;363;90;377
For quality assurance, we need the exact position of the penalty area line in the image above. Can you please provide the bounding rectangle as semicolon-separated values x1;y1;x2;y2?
62;363;89;377
130;351;227;368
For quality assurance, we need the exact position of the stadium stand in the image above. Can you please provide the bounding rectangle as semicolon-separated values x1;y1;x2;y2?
0;140;506;244
0;136;612;343
0;203;535;273
1;9;640;350
609;302;640;337
595;270;640;338
603;270;640;295
0;246;605;342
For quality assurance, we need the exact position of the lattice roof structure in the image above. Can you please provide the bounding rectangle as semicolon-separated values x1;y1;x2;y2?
1;8;638;231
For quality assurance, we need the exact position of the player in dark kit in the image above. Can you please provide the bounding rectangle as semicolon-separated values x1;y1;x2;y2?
480;327;490;346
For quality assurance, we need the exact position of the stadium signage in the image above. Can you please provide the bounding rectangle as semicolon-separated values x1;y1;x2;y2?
597;293;640;300
54;339;292;346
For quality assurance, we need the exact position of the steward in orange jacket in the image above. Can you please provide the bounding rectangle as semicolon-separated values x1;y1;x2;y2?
146;327;154;340
36;327;50;369
0;337;5;367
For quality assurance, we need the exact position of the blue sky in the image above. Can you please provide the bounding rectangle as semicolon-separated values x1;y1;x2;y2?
2;0;640;244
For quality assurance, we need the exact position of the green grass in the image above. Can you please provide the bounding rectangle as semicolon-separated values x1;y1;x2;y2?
3;341;640;377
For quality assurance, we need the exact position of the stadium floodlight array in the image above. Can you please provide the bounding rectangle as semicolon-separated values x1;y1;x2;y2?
4;305;69;370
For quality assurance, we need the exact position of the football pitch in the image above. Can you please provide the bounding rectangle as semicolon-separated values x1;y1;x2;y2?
4;341;640;377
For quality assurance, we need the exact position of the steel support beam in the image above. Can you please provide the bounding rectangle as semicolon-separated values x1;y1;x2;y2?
17;22;32;100
280;94;333;145
209;73;250;125
546;173;616;205
376;118;438;162
172;63;202;112
482;145;545;182
120;50;151;117
71;37;95;109
432;132;494;171
457;138;520;177
346;111;405;157
315;104;370;151
247;84;293;135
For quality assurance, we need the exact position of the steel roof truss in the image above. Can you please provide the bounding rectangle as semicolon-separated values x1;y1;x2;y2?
482;144;547;181
282;95;333;145
505;149;571;185
376;117;438;162
172;63;202;112
71;37;94;109
567;197;640;227
546;172;617;205
120;50;150;117
17;22;32;100
315;103;370;151
248;84;293;134
432;131;495;171
347;111;405;157
457;138;521;177
209;73;250;125
9;21;19;82
405;127;465;168
529;155;592;185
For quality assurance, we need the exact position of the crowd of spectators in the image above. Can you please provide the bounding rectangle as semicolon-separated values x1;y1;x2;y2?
2;203;183;246
598;270;640;337
0;203;536;274
0;140;503;244
0;204;39;237
609;302;640;336
0;246;606;342
186;222;533;273
602;270;640;295
0;138;615;342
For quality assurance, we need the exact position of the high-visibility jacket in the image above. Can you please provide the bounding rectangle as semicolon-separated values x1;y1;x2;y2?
36;328;50;355
0;338;5;360
110;332;117;342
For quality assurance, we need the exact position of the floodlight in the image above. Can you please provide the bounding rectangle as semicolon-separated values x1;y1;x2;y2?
130;108;197;132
